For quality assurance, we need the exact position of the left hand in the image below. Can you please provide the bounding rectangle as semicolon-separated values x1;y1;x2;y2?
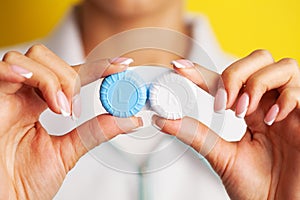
0;44;140;199
153;50;300;199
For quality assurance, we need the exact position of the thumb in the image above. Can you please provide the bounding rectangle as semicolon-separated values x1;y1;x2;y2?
53;114;142;171
152;115;237;176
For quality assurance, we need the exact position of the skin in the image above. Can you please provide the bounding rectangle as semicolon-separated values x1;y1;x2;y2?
1;0;299;199
79;0;189;65
0;45;142;199
154;50;300;199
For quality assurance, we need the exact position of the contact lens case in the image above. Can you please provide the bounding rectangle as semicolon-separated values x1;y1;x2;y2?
100;67;197;120
100;70;148;118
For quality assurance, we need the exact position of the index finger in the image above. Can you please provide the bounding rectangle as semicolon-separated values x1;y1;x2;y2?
172;59;221;96
73;57;133;86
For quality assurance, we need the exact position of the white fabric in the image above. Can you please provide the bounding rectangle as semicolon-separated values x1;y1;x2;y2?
0;8;246;200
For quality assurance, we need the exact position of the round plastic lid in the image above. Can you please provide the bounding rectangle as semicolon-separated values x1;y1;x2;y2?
149;72;197;120
100;71;147;118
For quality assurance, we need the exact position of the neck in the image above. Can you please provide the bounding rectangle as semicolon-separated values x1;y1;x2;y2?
78;1;190;66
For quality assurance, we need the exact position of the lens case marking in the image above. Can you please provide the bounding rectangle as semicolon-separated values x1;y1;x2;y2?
100;70;147;118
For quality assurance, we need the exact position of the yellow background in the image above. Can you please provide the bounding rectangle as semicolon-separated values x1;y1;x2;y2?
0;0;299;61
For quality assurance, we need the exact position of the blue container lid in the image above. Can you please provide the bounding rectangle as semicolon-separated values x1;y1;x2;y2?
100;70;147;118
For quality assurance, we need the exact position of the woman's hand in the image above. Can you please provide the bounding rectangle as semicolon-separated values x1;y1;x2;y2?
153;50;300;199
0;44;141;199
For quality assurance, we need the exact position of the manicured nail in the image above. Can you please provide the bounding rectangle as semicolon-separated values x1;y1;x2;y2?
264;104;279;126
11;65;33;79
151;115;165;130
72;94;81;120
57;90;71;117
235;93;249;118
171;59;194;69
214;88;227;113
114;117;144;133
110;57;134;65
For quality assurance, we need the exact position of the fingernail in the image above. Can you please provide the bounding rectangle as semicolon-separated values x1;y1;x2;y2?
124;117;145;134
110;57;134;65
235;93;249;118
151;115;165;130
264;104;279;126
57;90;71;117
171;59;194;69
214;88;227;113
11;65;33;79
114;117;144;133
72;94;81;120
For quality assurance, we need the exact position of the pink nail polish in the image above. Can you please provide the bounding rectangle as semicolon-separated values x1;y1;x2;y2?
72;94;81;120
214;88;227;113
171;59;194;69
11;65;33;79
235;93;249;118
57;90;71;117
264;104;279;126
110;57;134;65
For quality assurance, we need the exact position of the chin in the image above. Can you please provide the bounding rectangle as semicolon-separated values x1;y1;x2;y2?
88;0;171;17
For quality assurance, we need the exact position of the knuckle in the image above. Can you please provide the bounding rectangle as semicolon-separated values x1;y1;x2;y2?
26;44;47;57
251;49;273;61
281;88;296;101
222;67;236;81
221;67;241;86
2;51;22;62
61;77;75;87
278;58;299;69
38;71;60;91
246;76;266;94
67;69;78;81
61;71;79;93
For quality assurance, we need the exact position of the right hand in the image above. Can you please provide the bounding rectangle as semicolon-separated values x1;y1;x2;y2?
154;51;300;199
0;44;142;199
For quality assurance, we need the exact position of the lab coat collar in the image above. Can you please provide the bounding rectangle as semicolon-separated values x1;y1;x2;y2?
44;7;85;66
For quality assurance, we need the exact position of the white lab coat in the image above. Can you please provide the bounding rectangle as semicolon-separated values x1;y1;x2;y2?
0;8;246;200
